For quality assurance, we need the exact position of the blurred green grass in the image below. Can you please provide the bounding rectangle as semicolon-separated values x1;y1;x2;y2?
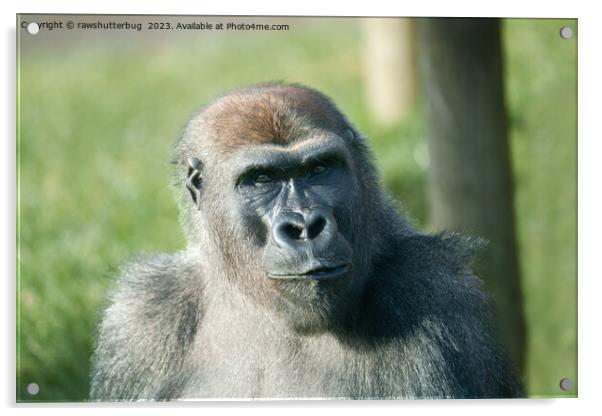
17;18;576;401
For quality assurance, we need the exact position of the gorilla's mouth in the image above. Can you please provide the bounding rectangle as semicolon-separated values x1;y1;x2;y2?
267;263;351;281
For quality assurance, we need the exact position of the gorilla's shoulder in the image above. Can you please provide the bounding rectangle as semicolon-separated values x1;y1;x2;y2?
365;233;521;398
386;232;485;289
91;252;203;400
374;231;484;281
104;251;203;343
113;251;202;298
368;232;492;330
411;232;487;305
397;232;484;276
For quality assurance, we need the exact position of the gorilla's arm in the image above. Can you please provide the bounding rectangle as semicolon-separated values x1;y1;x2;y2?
90;253;202;401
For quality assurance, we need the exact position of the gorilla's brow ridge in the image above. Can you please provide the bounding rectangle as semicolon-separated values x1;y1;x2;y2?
230;139;350;184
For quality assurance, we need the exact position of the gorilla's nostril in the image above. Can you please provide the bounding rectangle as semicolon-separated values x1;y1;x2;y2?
307;216;327;239
283;223;304;240
273;210;332;245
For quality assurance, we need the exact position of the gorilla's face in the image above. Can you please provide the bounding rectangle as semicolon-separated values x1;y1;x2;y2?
229;134;362;332
180;84;374;333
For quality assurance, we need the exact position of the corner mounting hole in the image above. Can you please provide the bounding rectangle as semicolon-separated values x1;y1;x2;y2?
27;22;40;35
560;26;573;39
27;382;39;395
559;377;573;391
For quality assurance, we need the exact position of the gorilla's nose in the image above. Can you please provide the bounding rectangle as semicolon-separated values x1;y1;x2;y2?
273;207;336;248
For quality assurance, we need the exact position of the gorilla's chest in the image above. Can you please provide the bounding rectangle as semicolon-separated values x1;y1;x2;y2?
178;329;433;399
178;333;332;398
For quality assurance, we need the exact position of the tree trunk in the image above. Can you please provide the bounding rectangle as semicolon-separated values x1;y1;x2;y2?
418;18;526;374
362;18;417;125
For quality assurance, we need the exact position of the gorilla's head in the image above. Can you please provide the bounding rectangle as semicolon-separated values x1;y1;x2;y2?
175;83;406;333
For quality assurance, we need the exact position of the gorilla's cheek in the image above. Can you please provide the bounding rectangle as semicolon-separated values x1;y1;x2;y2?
240;213;269;248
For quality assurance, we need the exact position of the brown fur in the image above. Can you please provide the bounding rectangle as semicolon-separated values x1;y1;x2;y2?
196;83;350;150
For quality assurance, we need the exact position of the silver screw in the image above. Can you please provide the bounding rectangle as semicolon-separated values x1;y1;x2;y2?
559;378;573;391
560;26;573;39
26;22;40;35
26;383;40;395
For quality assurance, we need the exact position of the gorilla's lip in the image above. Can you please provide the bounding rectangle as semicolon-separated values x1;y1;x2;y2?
267;263;351;281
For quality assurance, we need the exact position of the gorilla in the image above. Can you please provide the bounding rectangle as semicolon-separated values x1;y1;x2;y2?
90;83;522;400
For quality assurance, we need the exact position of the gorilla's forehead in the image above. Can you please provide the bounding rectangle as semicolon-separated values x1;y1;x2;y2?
193;84;349;151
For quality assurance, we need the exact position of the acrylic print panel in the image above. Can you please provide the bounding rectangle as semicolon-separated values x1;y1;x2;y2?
16;14;577;402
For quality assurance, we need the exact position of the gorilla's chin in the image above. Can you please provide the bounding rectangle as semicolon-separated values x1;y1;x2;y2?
268;268;359;334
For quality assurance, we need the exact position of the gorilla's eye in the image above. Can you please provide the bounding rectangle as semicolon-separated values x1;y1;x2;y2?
254;173;273;185
311;164;328;175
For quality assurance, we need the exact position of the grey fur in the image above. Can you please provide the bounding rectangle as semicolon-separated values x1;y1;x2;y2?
90;83;522;400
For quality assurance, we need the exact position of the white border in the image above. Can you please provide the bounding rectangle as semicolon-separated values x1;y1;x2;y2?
3;1;600;415
2;0;585;17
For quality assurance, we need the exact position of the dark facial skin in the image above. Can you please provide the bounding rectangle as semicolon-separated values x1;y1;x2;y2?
226;136;361;332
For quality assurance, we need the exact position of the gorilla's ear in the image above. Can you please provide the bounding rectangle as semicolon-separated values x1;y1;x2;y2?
343;127;364;143
185;157;203;210
343;128;355;140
